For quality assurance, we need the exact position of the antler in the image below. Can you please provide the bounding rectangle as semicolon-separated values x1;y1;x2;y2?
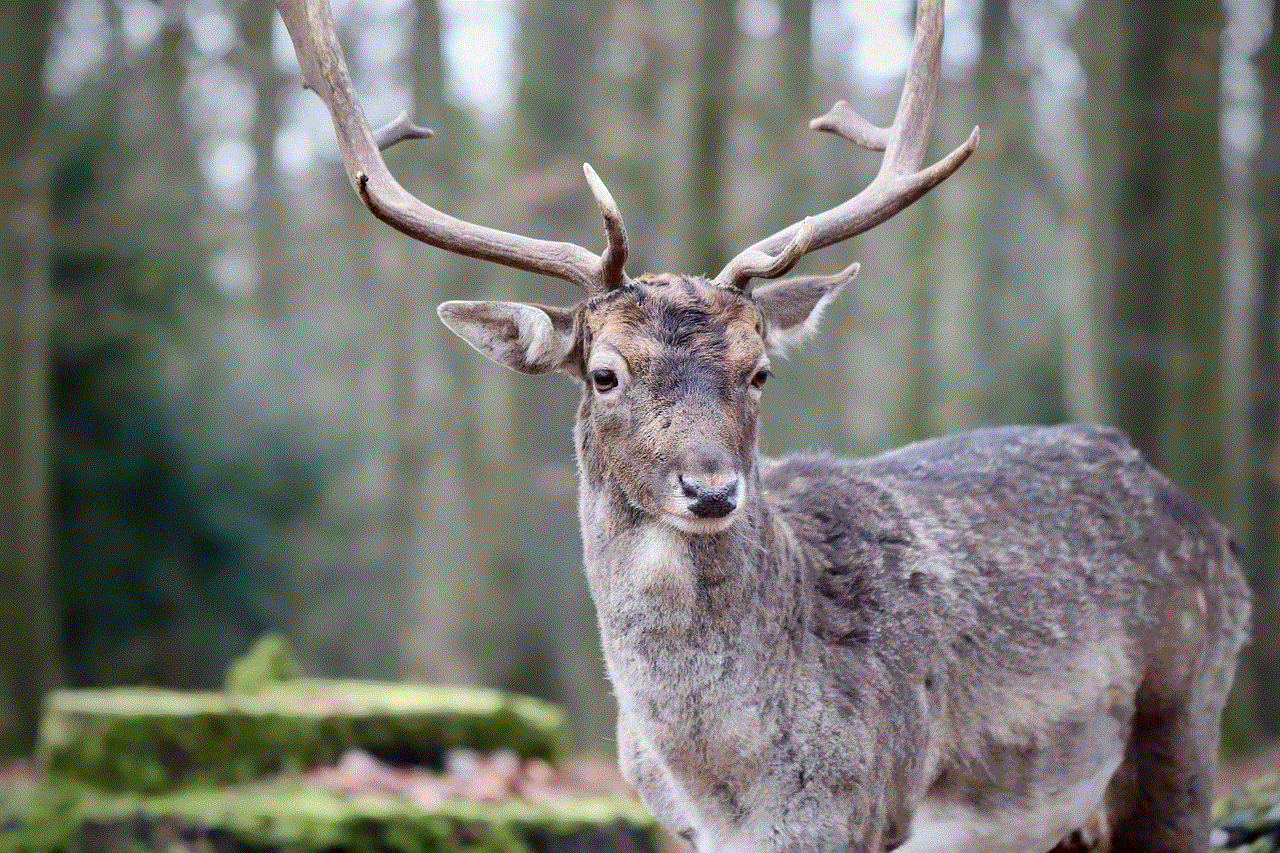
715;0;979;290
273;0;628;293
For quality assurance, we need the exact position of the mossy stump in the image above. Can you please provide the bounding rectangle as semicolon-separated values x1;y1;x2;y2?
1;779;657;853
6;671;659;853
38;682;566;795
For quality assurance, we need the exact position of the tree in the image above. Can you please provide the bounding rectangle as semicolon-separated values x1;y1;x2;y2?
499;0;616;747
1072;0;1272;745
397;0;489;684
680;0;738;275
0;0;59;756
1243;0;1280;739
961;0;1066;431
1074;0;1227;518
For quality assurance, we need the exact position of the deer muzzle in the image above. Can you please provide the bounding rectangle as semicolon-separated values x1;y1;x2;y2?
679;474;739;519
657;441;743;532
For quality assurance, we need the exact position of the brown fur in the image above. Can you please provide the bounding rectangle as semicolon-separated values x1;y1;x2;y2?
437;275;1250;853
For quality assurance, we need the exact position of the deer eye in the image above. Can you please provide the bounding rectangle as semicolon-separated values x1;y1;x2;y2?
590;368;619;393
750;368;771;390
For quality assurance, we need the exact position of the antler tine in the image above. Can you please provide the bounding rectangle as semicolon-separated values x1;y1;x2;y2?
583;163;629;291
274;0;612;291
809;100;889;151
371;111;433;150
716;0;979;289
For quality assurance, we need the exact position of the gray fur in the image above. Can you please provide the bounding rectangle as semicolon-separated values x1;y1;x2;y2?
439;276;1250;853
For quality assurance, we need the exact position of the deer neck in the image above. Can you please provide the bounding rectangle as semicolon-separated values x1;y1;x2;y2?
578;445;811;839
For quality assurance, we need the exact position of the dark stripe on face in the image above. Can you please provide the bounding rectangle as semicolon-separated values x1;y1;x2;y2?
587;277;760;375
656;303;724;350
652;349;730;403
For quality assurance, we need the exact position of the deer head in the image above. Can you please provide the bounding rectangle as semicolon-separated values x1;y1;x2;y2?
439;272;858;535
273;0;977;536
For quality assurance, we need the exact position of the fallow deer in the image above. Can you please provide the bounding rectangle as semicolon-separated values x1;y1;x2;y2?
274;0;1251;850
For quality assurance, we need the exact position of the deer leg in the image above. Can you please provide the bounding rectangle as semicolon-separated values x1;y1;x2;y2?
1105;698;1220;853
615;715;701;851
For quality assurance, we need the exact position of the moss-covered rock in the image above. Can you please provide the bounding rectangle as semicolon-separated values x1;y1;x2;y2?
0;780;657;853
38;682;566;794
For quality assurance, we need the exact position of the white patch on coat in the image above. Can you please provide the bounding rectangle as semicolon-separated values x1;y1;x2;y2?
893;754;1123;853
514;304;558;367
600;524;712;849
627;523;694;599
610;673;715;850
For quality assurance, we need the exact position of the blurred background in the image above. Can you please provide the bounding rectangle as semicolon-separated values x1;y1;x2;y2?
1;0;1277;763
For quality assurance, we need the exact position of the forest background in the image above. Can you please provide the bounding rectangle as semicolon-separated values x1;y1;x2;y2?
2;0;1278;762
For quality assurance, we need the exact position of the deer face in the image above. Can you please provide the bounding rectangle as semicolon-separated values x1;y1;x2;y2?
575;277;770;533
439;272;850;534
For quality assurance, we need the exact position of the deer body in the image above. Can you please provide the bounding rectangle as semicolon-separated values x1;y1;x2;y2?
275;0;1252;847
594;428;1246;853
538;277;1247;853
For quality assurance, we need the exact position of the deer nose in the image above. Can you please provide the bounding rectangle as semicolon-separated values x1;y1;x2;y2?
678;474;739;519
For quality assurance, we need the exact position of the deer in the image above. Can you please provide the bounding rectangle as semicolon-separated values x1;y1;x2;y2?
274;0;1251;850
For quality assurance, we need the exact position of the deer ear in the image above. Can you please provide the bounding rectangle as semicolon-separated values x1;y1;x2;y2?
752;263;858;353
438;301;579;376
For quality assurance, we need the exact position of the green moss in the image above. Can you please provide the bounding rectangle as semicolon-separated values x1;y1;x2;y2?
38;683;566;794
1212;773;1280;851
1;781;656;853
223;633;303;694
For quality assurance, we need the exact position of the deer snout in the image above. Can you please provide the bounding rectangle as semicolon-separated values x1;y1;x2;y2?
679;474;739;519
672;444;741;520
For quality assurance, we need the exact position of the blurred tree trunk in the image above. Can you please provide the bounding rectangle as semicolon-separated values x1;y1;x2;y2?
238;1;286;276
969;0;1017;423
238;0;294;645
398;0;486;684
680;0;737;274
373;0;442;683
1075;1;1226;515
778;0;813;156
597;1;669;277
1244;0;1280;740
762;0;815;227
963;0;1064;430
0;0;60;755
894;197;940;446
